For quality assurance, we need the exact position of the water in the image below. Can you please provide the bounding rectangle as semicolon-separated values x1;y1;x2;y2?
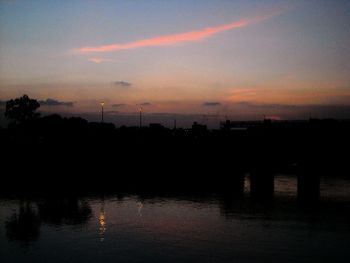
1;175;350;263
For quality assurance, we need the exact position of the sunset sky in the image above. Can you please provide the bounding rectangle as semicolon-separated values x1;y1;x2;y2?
1;0;350;125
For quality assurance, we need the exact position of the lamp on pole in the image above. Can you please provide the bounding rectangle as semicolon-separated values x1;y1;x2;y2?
101;102;105;123
139;106;142;128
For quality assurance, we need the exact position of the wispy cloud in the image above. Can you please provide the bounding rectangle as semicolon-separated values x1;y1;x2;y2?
105;111;120;115
203;102;222;107
112;103;126;108
39;98;74;107
88;58;113;64
75;8;285;54
114;81;131;87
139;102;152;106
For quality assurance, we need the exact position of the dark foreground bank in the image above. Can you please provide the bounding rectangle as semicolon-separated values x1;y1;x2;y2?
1;115;349;194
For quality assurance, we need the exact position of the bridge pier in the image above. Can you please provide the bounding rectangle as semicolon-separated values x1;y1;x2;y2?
297;168;320;206
231;172;245;197
219;172;245;216
218;172;245;197
250;169;274;200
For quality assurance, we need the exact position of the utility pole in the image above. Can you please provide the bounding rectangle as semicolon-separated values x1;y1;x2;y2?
139;107;142;128
101;102;105;123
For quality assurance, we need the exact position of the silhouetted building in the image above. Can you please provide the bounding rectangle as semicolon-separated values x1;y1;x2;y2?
191;122;207;133
220;120;248;131
220;120;232;130
149;123;164;129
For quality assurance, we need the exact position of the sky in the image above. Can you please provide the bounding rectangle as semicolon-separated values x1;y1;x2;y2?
1;0;350;126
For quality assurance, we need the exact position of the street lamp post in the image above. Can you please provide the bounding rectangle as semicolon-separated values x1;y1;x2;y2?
139;106;142;128
101;102;104;123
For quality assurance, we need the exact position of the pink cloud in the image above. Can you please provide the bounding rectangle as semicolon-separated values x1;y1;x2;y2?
75;8;285;54
88;58;113;64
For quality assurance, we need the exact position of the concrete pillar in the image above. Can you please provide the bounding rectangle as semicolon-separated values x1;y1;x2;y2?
297;168;320;206
250;169;274;200
219;172;245;216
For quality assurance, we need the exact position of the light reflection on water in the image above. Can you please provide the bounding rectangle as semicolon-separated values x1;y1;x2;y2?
98;201;106;242
1;175;350;263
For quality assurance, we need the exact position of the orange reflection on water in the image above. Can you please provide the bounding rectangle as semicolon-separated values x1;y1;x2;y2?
99;203;106;242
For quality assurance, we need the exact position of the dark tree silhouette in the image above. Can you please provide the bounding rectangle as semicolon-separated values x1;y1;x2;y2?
5;94;40;124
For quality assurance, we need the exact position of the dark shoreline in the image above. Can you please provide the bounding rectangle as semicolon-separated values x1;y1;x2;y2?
1;116;349;196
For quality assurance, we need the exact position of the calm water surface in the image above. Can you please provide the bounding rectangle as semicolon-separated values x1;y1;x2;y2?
1;175;350;263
